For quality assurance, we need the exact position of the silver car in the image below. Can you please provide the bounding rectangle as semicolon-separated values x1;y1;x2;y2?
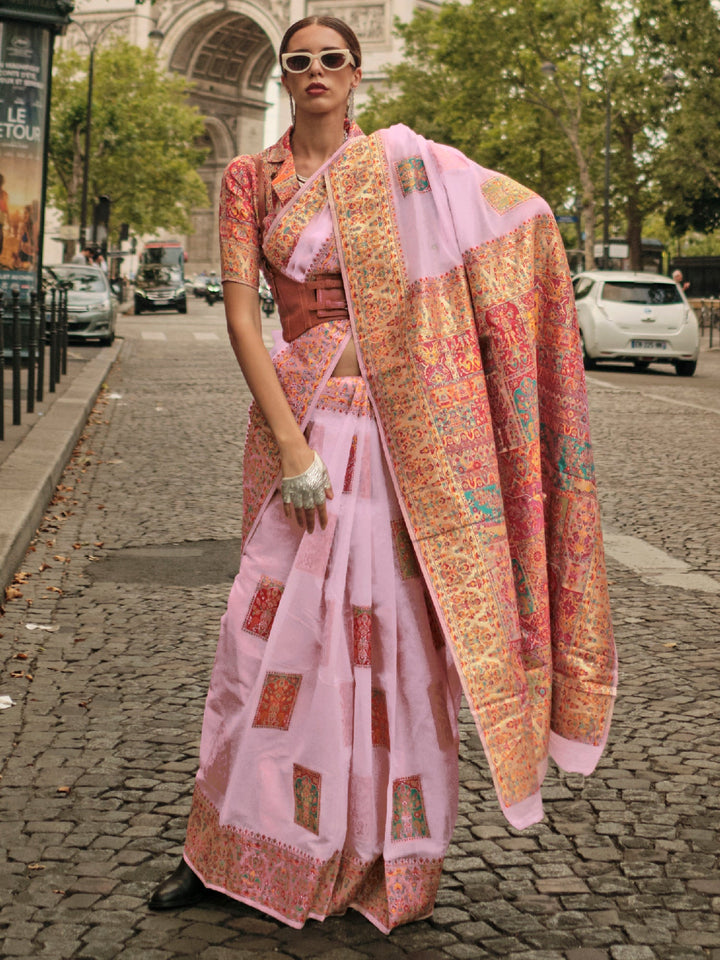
573;271;700;376
49;264;117;345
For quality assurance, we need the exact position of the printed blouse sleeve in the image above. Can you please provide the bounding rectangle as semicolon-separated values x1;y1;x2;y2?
219;156;260;288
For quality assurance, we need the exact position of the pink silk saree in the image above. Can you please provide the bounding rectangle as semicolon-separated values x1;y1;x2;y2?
239;124;617;830
185;128;464;932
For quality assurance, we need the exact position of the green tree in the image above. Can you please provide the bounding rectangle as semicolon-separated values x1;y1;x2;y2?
359;1;619;268
48;39;208;248
360;0;720;269
644;0;720;239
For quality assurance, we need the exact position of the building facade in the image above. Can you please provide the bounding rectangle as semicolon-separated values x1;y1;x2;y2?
58;0;443;272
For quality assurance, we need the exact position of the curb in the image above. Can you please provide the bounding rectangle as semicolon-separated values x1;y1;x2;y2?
0;339;123;596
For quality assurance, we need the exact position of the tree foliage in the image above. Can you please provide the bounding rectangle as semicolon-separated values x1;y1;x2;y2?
359;0;720;267
48;40;208;245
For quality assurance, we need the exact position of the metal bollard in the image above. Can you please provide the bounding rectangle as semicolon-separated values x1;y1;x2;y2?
710;302;714;350
60;285;68;377
36;288;46;404
48;286;57;393
11;286;21;426
0;291;4;442
27;291;37;414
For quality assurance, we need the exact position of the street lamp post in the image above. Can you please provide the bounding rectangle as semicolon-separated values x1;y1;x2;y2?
69;15;163;251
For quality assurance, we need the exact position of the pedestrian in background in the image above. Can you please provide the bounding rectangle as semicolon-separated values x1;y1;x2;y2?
150;14;617;932
672;268;690;292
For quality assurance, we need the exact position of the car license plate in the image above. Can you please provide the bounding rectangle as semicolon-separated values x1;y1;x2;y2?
631;339;666;349
153;299;170;306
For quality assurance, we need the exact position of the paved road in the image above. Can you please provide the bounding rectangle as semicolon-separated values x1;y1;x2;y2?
1;300;719;959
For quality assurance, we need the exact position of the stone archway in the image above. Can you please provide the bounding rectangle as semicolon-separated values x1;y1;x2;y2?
156;4;284;271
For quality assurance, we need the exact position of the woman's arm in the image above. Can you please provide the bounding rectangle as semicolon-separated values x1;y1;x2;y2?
224;280;333;532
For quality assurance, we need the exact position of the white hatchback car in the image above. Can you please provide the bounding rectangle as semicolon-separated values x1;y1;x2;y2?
572;271;700;376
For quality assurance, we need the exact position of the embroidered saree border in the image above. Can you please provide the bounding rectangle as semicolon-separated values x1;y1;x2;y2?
185;787;443;933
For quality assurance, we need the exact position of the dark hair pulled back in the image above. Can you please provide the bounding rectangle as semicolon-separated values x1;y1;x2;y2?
279;16;362;71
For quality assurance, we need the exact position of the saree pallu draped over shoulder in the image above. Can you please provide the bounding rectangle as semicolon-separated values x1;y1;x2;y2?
241;124;617;830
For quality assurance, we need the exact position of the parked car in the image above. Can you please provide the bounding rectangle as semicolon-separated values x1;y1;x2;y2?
134;264;187;315
1;269;58;358
47;264;117;345
192;273;209;298
572;271;700;376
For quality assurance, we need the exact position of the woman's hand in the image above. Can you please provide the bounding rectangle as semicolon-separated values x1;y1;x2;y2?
280;444;334;533
223;282;334;533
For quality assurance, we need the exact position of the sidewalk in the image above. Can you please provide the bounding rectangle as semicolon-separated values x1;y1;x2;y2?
0;339;123;596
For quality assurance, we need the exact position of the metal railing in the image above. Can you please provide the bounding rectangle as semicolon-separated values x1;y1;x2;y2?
0;285;69;442
694;298;720;349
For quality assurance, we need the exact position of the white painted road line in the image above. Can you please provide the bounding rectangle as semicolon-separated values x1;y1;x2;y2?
141;331;167;341
588;377;720;415
603;530;720;594
638;392;720;416
193;332;220;341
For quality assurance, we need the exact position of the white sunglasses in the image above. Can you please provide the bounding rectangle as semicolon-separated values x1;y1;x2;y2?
281;49;356;74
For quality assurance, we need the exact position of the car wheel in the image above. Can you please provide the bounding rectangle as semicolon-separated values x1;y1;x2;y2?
674;359;697;377
134;298;142;315
580;332;596;370
633;360;650;372
178;303;187;315
99;330;115;346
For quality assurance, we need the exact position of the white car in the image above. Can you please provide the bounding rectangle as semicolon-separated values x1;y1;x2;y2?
573;271;700;376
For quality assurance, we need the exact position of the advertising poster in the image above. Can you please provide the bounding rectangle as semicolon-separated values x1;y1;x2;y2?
0;19;49;300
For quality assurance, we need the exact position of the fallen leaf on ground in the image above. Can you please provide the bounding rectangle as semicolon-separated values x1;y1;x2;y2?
5;587;22;601
28;864;45;871
56;786;71;794
53;556;70;563
14;653;29;660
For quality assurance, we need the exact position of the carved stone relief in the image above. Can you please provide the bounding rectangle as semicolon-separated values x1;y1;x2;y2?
306;2;387;42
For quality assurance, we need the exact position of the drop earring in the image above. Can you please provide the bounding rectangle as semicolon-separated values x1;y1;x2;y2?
346;88;355;122
289;93;296;126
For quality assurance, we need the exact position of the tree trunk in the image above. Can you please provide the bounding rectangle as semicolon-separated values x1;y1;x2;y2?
620;127;642;271
563;127;597;270
577;154;597;271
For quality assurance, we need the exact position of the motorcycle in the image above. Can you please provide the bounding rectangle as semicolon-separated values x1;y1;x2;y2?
259;275;274;317
205;275;222;305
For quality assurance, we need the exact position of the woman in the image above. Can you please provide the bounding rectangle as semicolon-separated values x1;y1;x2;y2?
150;16;617;932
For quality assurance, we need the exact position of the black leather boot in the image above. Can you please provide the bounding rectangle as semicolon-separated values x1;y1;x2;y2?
149;859;205;910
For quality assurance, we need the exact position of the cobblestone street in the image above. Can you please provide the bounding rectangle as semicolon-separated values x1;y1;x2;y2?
1;313;719;960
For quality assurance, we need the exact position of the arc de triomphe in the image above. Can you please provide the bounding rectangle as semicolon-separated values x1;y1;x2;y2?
65;0;442;272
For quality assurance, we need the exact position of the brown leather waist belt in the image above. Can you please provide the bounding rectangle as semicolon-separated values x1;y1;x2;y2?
269;269;349;343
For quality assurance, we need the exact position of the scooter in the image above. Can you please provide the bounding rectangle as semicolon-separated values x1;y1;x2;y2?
205;275;222;305
259;275;274;317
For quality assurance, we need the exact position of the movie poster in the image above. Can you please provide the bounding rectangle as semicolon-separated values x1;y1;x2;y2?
0;20;49;300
